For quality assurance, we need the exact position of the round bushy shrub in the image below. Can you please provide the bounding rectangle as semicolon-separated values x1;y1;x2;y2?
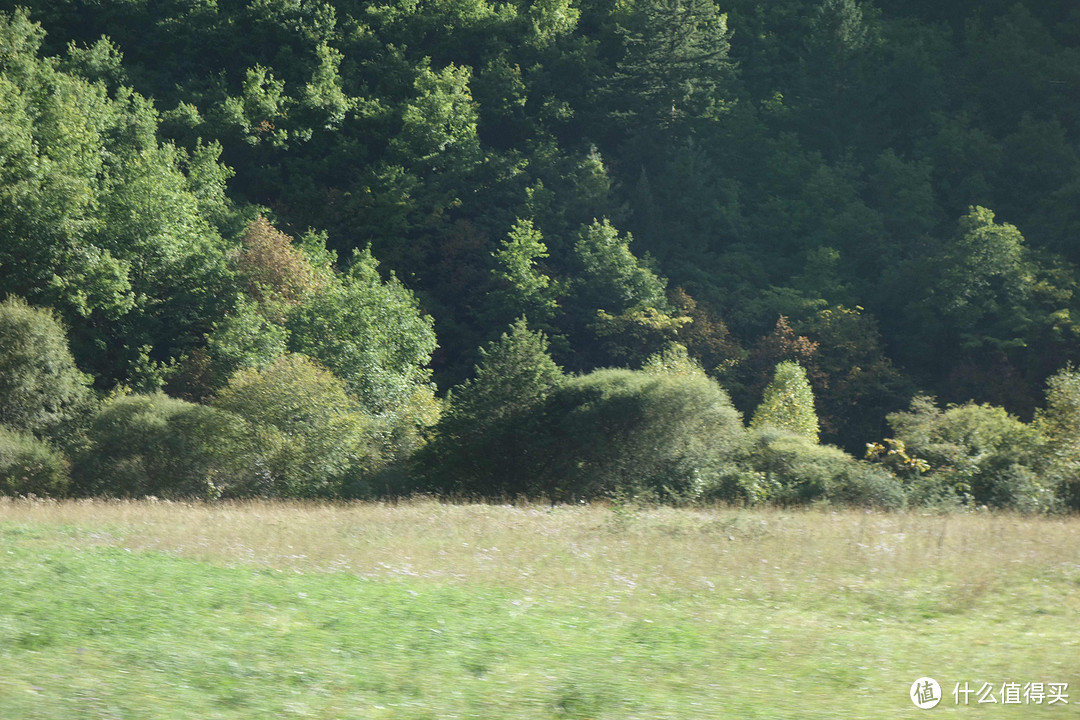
537;368;746;501
427;362;745;501
0;296;92;438
746;428;905;509
828;463;907;510
73;393;258;498
212;355;377;498
0;425;69;496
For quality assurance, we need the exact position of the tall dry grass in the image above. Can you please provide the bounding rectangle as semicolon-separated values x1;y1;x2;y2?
2;498;1077;611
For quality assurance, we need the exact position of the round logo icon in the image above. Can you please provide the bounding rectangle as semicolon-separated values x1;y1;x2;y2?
911;677;942;709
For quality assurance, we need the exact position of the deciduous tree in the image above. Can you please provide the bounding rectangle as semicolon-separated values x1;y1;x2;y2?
750;361;821;442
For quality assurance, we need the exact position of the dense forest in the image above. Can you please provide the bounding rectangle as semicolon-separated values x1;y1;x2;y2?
2;1;1080;509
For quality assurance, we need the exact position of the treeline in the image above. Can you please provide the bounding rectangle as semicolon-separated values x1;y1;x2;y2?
1;3;1080;508
4;296;1080;511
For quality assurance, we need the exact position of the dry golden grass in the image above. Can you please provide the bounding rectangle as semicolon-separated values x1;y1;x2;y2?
2;497;1077;607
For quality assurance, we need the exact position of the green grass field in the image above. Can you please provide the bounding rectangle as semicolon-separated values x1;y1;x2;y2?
0;499;1078;718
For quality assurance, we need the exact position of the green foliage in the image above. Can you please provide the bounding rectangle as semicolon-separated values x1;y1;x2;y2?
391;62;479;167
886;396;1051;511
744;428;905;509
218;65;292;147
204;296;290;385
10;0;1080;488
611;0;734;130
211;355;377;498
422;318;563;495
0;296;92;438
641;342;706;378
538;368;745;502
286;249;437;417
1033;366;1080;449
573;219;668;316
491;219;558;323
934;206;1034;349
568;218;682;365
526;0;580;47
61;36;126;87
807;0;870;58
301;42;351;129
173;217;331;398
1033;366;1080;509
0;11;237;388
427;357;745;501
0;425;69;496
798;305;910;448
72;393;257;499
750;361;821;442
668;288;744;377
452;318;564;428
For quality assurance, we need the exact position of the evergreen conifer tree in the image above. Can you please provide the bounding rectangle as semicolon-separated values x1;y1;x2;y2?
423;318;563;496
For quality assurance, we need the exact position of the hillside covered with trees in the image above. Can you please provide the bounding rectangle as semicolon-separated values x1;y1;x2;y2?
2;1;1080;509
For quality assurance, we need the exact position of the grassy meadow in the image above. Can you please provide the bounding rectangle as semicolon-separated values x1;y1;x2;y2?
0;498;1078;718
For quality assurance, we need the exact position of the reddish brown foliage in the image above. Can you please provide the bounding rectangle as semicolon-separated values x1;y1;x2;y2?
236;216;324;306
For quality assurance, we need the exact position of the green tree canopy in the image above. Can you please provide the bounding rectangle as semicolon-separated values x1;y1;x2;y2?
451;318;563;428
490;218;558;324
750;360;821;442
0;9;238;388
212;354;377;498
391;62;479;168
611;0;735;131
286;248;437;416
936;206;1034;347
572;218;668;316
422;318;563;495
0;296;92;438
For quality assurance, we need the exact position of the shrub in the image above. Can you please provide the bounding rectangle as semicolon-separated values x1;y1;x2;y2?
887;396;1050;510
0;425;69;496
73;393;258;498
969;457;1054;513
744;428;905;509
0;296;93;438
212;355;377;498
1034;366;1080;510
828;462;907;510
537;368;745;502
426;358;745;501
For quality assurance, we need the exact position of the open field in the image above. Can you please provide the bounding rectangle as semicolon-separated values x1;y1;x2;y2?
1;499;1078;718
